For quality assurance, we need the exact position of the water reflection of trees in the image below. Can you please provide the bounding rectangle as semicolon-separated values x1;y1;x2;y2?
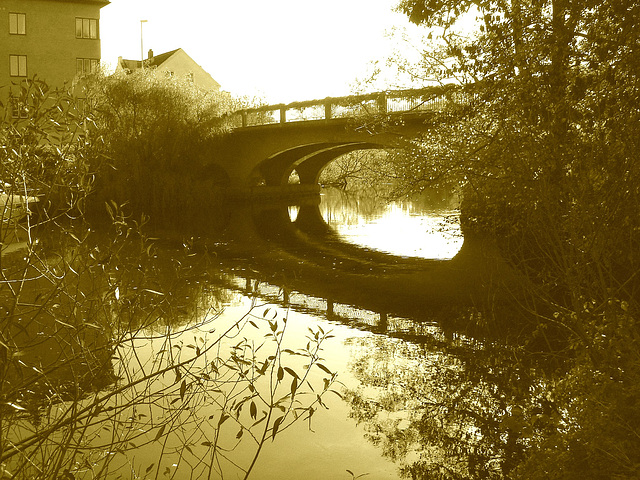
320;185;459;227
343;308;568;479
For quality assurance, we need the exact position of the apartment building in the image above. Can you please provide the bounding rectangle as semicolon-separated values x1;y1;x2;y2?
1;0;109;92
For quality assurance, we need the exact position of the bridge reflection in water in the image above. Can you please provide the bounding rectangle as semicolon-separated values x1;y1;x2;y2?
207;194;523;338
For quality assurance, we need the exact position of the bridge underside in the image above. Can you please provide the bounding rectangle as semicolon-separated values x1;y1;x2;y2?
209;116;425;199
257;141;384;186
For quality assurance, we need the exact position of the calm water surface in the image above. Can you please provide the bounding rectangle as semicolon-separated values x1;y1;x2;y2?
4;188;477;479
125;189;465;479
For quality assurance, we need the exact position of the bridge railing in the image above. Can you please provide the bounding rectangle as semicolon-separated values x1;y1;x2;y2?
229;85;470;128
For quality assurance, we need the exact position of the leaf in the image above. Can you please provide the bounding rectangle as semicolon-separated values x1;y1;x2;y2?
291;376;298;399
316;363;333;375
330;389;344;400
236;428;244;439
154;424;166;442
142;288;164;296
277;366;284;382
283;367;299;379
257;359;269;375
250;401;257;420
145;463;155;474
180;380;187;401
271;416;284;440
218;414;229;426
252;413;268;427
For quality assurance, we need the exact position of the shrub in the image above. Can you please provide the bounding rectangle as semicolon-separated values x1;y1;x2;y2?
84;69;239;226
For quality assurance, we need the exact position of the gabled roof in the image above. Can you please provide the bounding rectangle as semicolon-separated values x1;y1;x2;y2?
145;49;181;68
118;49;180;71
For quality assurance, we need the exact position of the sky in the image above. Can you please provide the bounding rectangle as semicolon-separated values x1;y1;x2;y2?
99;0;426;104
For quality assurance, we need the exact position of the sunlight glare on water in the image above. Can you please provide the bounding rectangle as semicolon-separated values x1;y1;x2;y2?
320;193;464;259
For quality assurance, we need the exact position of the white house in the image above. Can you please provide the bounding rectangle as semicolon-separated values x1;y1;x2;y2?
117;48;221;91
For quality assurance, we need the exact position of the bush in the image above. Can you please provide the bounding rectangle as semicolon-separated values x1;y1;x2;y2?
0;77;93;224
84;69;239;226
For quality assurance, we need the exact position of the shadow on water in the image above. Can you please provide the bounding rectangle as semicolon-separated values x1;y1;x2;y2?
204;192;529;334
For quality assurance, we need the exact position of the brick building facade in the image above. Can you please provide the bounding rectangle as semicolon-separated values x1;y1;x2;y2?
0;0;109;92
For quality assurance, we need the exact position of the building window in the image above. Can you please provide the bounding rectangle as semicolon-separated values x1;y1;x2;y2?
9;13;26;35
9;55;27;77
76;58;99;75
75;18;98;39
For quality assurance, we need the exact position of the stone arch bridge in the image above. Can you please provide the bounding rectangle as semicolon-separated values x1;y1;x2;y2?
210;85;469;199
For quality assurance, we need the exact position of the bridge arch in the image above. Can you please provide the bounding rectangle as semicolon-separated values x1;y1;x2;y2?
251;141;390;187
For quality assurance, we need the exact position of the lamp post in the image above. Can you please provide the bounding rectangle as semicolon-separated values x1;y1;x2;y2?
140;19;148;64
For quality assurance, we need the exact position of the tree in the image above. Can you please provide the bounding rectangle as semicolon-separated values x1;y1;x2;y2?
384;0;640;306
1;77;340;480
358;1;640;477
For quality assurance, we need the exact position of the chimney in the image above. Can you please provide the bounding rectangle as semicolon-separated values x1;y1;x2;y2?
148;49;153;59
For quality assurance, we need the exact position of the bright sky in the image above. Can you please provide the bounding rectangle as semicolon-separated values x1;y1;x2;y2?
100;0;425;104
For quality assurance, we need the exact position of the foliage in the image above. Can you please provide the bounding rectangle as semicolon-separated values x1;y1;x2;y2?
350;0;640;477
0;77;93;224
343;325;539;480
0;204;339;479
344;305;640;480
1;79;340;479
384;0;640;302
82;69;240;226
319;150;388;191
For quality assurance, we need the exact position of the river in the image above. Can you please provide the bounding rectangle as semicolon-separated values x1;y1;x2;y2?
1;187;536;480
